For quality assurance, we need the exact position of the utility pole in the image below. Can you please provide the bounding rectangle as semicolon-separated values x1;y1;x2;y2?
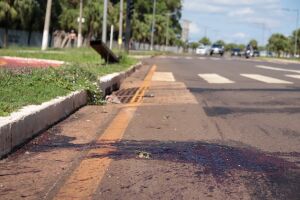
41;0;52;51
102;0;108;43
118;0;124;50
110;25;114;49
165;15;170;48
150;0;156;51
295;9;299;56
283;8;299;56
77;0;83;47
125;0;134;53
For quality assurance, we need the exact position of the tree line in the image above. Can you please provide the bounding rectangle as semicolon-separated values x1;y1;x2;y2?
0;0;182;48
194;29;300;57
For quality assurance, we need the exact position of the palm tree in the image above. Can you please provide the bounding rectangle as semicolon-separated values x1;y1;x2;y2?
0;0;17;48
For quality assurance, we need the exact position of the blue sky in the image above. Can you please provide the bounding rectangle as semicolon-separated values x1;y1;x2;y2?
182;0;300;45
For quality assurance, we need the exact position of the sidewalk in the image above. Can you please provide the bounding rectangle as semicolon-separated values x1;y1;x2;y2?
0;64;151;200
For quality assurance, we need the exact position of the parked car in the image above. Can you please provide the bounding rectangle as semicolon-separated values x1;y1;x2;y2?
231;48;241;57
209;44;224;56
252;50;260;57
196;46;209;55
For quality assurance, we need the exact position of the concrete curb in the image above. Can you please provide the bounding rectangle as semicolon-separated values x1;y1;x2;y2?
0;91;87;158
0;62;142;158
99;62;142;96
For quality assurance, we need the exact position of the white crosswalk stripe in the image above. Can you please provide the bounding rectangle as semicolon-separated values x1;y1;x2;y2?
198;74;235;84
185;57;193;60
285;74;300;79
197;57;206;60
152;72;175;82
209;58;220;61
256;65;300;74
241;74;293;84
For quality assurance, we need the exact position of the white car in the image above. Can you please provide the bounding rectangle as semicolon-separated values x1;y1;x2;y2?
196;46;209;55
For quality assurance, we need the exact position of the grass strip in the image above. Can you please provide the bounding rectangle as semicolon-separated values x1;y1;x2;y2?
0;48;137;117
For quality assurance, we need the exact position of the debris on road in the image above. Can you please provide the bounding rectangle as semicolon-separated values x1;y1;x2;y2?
105;94;121;104
163;115;170;120
137;151;152;159
144;93;155;98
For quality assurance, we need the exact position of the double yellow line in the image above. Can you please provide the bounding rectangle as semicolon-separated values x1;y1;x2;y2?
54;65;156;200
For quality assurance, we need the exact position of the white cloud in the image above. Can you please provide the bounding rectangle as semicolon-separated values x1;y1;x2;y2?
239;17;280;28
183;0;280;13
228;8;254;17
233;32;247;38
183;2;225;13
190;22;201;34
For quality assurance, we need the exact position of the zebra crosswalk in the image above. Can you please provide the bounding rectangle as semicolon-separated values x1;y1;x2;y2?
240;74;293;84
198;74;235;84
152;72;299;85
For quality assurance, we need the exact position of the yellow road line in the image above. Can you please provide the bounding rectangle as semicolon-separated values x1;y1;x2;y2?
54;65;156;200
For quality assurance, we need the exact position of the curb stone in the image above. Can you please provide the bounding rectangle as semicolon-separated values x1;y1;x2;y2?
0;62;142;158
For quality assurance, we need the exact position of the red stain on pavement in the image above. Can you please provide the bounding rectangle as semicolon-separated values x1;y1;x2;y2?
0;57;63;68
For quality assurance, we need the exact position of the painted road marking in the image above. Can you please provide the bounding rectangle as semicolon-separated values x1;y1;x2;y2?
209;57;221;61
198;74;234;84
286;74;300;80
197;57;206;60
185;56;193;60
152;72;175;82
256;65;300;74
54;65;157;200
241;74;293;84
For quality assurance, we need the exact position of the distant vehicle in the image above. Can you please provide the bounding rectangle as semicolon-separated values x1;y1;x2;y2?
196;46;209;55
210;44;224;56
252;50;260;57
245;49;251;59
231;48;241;57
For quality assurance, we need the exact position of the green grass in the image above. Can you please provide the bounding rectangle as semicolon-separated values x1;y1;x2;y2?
0;47;137;117
258;56;300;62
0;47;103;65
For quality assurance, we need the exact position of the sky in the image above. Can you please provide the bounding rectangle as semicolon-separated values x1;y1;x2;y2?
182;0;300;45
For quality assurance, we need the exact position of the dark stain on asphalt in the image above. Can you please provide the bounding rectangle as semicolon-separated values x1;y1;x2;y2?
188;87;300;93
203;106;300;116
6;127;300;199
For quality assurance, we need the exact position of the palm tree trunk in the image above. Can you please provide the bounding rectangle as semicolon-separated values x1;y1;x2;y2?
4;27;8;48
27;29;32;46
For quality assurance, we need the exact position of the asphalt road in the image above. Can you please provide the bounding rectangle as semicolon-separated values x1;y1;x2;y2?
0;55;299;200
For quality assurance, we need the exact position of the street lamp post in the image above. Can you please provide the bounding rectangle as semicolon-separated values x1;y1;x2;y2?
150;0;156;51
77;0;83;47
165;12;176;48
41;0;52;51
283;8;299;57
102;0;108;43
118;0;124;50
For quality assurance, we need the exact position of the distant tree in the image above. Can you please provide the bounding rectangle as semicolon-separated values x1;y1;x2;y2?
215;40;225;47
249;39;258;49
14;0;40;45
290;28;300;55
238;44;246;50
225;43;238;51
0;0;18;47
199;36;211;46
189;42;199;51
267;33;289;57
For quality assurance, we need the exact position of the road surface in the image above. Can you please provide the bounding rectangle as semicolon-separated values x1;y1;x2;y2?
0;55;299;200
